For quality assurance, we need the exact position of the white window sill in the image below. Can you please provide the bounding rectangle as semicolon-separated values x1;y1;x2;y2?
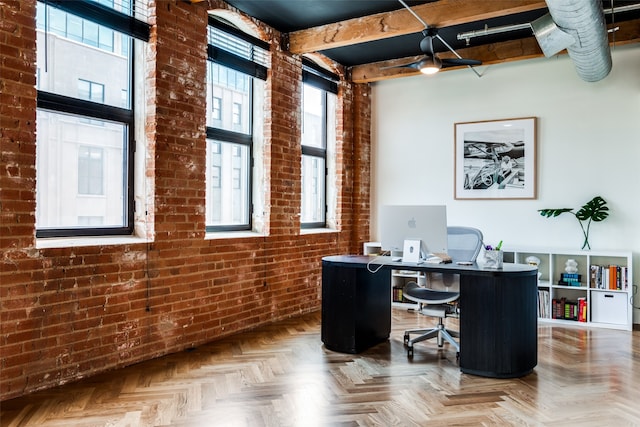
36;235;151;249
300;227;338;235
205;230;266;240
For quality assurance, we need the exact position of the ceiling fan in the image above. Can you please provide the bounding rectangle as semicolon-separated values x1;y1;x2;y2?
385;0;482;76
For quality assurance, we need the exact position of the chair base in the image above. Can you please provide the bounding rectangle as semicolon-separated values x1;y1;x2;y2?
403;317;460;358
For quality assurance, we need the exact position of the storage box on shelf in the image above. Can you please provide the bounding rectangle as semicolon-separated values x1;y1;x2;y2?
392;270;423;309
503;248;633;331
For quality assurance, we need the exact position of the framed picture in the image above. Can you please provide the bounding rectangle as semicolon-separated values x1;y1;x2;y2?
454;117;537;200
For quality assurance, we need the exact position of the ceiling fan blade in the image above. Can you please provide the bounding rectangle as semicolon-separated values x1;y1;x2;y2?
441;58;482;67
419;35;435;56
380;60;422;71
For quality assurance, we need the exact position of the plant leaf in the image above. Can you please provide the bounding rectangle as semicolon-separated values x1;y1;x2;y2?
576;196;609;222
538;208;573;218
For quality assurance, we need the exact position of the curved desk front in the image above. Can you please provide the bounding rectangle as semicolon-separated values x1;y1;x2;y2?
321;255;538;379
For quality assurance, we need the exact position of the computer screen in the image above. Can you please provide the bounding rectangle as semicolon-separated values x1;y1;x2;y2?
379;205;448;258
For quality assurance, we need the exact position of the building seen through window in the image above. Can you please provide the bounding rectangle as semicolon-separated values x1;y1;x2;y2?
205;19;268;231
301;62;338;229
34;0;149;237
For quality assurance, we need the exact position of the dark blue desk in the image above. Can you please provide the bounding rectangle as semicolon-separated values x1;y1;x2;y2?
321;255;538;378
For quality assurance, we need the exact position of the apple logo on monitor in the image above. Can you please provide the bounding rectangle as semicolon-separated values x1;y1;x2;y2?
408;217;416;229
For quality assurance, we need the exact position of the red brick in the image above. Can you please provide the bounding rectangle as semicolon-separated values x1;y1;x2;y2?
0;0;369;401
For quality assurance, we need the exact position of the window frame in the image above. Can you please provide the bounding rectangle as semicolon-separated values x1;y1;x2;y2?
300;59;339;229
35;0;150;238
205;17;268;233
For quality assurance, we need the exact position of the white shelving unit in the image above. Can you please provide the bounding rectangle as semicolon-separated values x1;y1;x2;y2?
503;248;633;331
391;270;424;309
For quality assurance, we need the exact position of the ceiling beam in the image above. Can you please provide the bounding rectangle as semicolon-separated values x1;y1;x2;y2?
287;0;547;54
349;18;640;83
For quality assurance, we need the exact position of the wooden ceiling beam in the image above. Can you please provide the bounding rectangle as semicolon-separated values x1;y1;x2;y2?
349;18;640;83
287;0;547;54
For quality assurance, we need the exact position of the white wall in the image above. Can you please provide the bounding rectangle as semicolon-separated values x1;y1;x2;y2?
371;44;640;323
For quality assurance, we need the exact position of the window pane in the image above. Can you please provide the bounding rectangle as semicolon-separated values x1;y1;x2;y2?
77;146;104;195
301;155;325;224
49;7;67;37
36;110;127;229
206;62;250;134
36;2;130;108
232;103;241;125
67;15;83;42
99;26;114;51
78;79;105;103
211;96;221;121
302;84;325;149
206;140;249;226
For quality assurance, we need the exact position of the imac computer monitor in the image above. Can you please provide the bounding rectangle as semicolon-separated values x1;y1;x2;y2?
379;205;448;258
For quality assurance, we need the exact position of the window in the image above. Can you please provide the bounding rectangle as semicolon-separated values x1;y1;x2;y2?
205;17;268;231
78;79;104;103
301;61;338;228
212;96;221;121
35;0;150;237
77;146;104;195
232;102;241;125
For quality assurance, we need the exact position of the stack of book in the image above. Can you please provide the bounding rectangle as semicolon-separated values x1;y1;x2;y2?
392;286;404;303
590;264;629;290
552;297;587;322
558;273;582;286
537;289;550;319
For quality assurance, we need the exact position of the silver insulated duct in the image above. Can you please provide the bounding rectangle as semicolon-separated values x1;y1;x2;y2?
544;0;612;82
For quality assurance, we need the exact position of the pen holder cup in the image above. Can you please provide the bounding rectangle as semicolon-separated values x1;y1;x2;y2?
484;250;503;269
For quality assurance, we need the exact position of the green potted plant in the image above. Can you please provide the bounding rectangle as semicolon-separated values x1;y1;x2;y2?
538;196;609;250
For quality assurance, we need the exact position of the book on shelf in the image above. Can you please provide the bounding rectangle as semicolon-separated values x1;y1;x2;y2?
590;264;628;290
551;297;582;321
552;298;565;319
557;272;583;286
392;286;404;303
564;301;578;320
537;289;550;319
578;297;587;322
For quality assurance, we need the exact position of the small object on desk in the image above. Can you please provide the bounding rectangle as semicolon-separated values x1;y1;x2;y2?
456;261;473;266
483;249;503;269
424;252;453;264
392;257;402;262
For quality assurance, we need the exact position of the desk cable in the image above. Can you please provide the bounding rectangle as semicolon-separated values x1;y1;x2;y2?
367;254;389;274
631;284;640;310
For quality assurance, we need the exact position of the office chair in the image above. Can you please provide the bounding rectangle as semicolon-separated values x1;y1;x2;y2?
402;226;484;358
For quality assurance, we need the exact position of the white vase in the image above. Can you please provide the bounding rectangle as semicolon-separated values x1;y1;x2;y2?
565;259;578;274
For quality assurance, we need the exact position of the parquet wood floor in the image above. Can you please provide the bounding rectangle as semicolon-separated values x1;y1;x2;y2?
2;309;640;426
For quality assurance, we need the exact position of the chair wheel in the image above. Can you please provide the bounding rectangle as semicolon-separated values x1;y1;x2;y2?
407;346;413;358
403;333;409;345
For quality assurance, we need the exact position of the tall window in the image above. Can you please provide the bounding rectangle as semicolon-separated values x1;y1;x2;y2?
205;18;268;231
35;0;150;237
301;60;338;228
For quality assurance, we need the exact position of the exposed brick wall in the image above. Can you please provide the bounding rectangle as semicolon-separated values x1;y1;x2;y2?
351;83;372;254
0;0;371;401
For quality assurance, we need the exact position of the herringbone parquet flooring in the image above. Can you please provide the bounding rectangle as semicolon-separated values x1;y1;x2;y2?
2;309;640;426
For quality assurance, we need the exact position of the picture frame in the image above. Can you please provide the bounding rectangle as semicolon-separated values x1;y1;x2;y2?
454;117;537;200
